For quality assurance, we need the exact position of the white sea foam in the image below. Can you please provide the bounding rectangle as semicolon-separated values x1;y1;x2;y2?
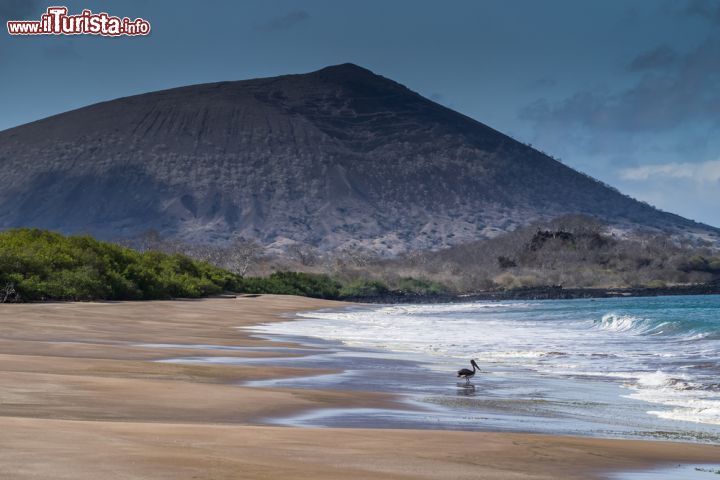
625;371;720;425
648;407;720;425
249;299;720;427
593;313;675;335
296;302;528;321
596;313;646;332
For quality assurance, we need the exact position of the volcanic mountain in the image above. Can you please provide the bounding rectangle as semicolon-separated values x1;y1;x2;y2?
0;63;716;252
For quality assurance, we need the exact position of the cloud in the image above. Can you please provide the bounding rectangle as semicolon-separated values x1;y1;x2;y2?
0;0;40;22
616;159;720;226
684;0;720;23
628;45;677;71
620;159;720;183
520;35;720;133
260;10;309;31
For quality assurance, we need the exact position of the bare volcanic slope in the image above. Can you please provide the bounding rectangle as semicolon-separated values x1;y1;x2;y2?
0;63;716;252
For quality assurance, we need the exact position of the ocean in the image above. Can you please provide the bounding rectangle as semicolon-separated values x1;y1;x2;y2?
247;295;720;440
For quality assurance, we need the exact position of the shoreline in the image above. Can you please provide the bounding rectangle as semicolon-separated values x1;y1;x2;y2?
236;328;720;443
345;282;720;303
0;296;718;479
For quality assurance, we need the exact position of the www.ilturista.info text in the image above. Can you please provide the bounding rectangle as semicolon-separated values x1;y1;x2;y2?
7;7;151;36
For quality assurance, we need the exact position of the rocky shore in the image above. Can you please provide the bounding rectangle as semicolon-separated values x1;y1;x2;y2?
345;280;720;304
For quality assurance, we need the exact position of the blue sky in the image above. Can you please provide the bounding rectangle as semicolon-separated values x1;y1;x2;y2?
1;0;719;226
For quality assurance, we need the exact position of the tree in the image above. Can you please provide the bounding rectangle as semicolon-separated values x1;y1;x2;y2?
1;283;17;303
226;238;264;276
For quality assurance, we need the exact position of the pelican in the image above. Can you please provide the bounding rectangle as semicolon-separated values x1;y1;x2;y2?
457;359;479;384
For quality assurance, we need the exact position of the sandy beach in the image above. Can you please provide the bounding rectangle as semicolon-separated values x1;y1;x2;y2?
0;296;718;479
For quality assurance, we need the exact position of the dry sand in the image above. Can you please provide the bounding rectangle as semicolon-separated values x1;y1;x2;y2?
0;296;717;479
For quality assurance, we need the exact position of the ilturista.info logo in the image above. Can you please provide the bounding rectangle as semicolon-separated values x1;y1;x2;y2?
7;6;151;36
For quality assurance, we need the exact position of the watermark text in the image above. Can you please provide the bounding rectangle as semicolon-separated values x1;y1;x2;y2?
7;6;151;36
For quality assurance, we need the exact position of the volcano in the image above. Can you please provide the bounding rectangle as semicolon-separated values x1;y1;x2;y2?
0;63;716;252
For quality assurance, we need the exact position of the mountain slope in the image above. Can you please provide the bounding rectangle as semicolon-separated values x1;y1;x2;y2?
0;63;716;252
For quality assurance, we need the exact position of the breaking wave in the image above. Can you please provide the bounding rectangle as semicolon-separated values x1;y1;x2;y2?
627;371;720;425
595;313;718;340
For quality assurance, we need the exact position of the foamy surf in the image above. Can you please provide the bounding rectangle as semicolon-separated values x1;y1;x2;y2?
250;295;720;432
626;371;720;425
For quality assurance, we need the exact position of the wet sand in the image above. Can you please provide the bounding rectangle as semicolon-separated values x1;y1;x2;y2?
0;296;718;479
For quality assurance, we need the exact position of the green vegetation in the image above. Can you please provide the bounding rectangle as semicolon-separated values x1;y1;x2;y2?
679;255;720;274
134;215;720;296
339;279;389;298
0;229;241;301
0;229;441;302
393;277;447;295
238;272;342;299
336;277;446;298
10;215;716;303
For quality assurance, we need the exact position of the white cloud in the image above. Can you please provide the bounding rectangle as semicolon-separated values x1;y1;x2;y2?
620;159;720;183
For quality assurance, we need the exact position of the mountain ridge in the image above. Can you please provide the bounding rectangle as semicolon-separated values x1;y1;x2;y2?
0;63;716;253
